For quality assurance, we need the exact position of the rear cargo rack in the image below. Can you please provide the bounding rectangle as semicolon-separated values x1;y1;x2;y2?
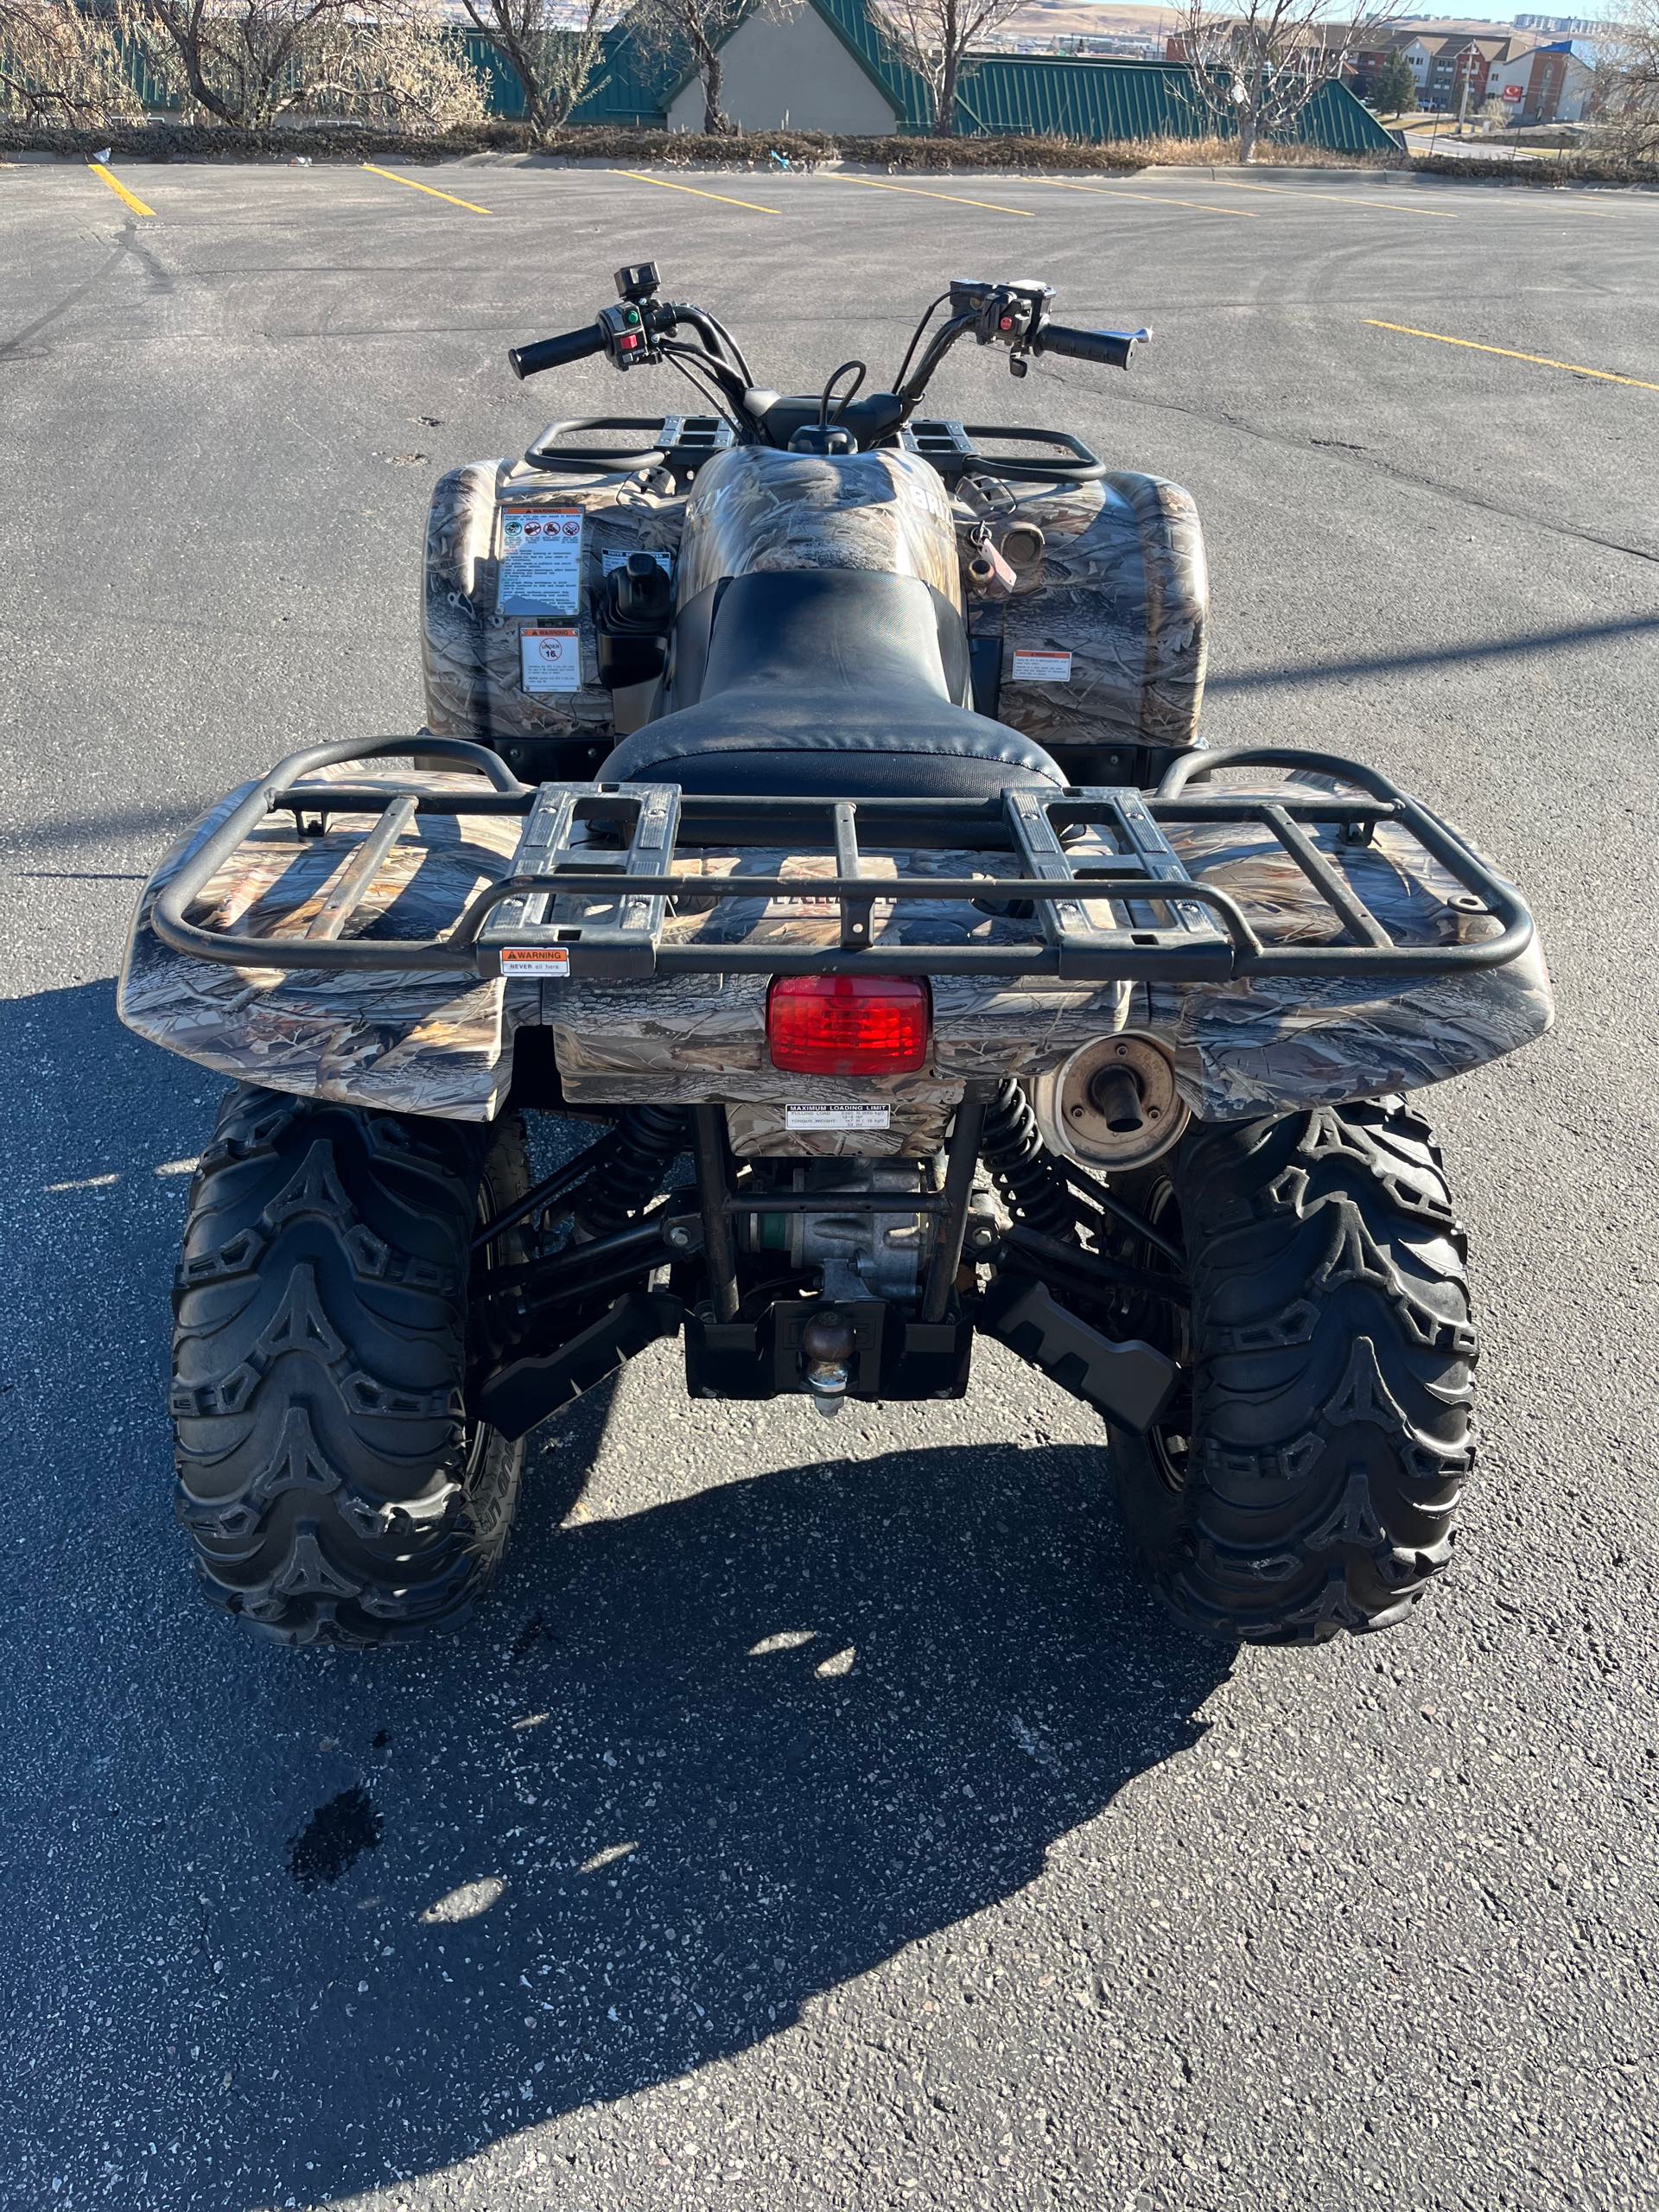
151;737;1534;986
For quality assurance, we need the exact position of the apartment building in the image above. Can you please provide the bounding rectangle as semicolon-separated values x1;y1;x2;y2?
1516;38;1601;121
1159;17;1599;126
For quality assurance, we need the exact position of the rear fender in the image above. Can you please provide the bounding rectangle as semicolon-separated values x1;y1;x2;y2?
117;770;526;1122
118;769;1551;1129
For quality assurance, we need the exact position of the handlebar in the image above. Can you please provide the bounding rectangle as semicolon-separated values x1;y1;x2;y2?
506;274;1152;435
1035;322;1147;372
508;323;607;380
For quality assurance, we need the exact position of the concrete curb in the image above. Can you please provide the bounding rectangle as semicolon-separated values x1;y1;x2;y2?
8;145;1656;194
1135;162;1404;184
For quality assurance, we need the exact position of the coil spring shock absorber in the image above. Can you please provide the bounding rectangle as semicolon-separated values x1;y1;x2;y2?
572;1103;688;1239
981;1077;1077;1240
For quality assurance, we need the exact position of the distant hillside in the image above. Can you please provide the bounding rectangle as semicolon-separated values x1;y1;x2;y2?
976;2;1544;45
982;0;1181;45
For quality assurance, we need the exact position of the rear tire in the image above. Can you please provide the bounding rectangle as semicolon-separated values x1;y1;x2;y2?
170;1088;531;1648
1109;1100;1476;1644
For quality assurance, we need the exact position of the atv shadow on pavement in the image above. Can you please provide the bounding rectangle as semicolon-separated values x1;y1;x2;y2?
0;981;1231;2212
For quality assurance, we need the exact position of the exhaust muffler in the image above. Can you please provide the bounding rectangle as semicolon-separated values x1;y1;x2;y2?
1028;1032;1188;1173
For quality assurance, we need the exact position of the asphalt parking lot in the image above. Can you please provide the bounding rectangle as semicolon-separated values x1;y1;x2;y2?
2;154;1656;2211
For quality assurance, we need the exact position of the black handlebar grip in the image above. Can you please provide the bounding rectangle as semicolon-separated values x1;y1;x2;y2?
507;323;607;380
1036;322;1142;372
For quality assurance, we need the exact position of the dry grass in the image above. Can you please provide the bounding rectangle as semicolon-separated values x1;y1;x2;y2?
1118;132;1397;168
0;118;1395;173
18;117;1650;184
1408;149;1659;186
832;131;1144;172
0;118;1128;168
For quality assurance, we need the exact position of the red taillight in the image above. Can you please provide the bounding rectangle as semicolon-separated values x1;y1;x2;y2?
766;976;931;1076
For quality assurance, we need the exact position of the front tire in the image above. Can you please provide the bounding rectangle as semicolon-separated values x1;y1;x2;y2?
1109;1101;1476;1644
170;1089;531;1649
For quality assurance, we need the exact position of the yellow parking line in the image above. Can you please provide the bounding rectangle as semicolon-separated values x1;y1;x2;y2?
1215;179;1457;219
613;170;779;214
360;163;492;215
1039;177;1259;218
1363;318;1659;391
89;163;155;219
823;174;1033;217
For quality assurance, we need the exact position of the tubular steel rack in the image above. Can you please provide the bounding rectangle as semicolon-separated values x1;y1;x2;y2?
152;736;1534;987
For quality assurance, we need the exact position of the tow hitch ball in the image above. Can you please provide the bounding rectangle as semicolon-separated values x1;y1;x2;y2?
801;1308;856;1417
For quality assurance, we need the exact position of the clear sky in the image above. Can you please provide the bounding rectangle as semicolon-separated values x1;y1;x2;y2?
1084;0;1607;22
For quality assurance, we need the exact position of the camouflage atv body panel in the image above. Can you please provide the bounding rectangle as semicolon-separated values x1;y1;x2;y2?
973;472;1207;771
674;446;963;607
419;450;1205;775
119;769;535;1123
1136;806;1553;1116
119;770;1553;1145
422;460;684;766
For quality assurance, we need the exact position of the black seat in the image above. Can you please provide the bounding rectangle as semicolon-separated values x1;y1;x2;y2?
599;569;1066;801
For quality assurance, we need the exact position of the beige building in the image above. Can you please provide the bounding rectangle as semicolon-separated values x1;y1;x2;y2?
664;3;903;133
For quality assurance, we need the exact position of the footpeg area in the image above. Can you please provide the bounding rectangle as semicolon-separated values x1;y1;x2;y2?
479;1292;683;1441
981;1277;1178;1434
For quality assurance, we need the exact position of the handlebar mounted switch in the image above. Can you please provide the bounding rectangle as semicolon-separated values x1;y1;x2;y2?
596;264;669;371
949;276;1055;378
599;297;662;371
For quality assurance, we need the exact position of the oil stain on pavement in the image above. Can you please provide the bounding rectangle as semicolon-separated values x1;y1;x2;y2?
286;1785;385;1889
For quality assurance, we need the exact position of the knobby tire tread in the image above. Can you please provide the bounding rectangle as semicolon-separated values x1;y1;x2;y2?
170;1088;529;1648
1112;1099;1475;1644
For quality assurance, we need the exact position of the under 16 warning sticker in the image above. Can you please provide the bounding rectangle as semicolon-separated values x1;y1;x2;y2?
499;507;583;616
1010;648;1073;683
521;626;581;694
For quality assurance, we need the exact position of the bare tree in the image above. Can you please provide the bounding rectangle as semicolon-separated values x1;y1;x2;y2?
630;0;746;134
348;6;486;135
458;0;610;143
1174;0;1408;163
1597;0;1659;160
0;0;141;123
876;0;1027;134
124;0;480;130
125;0;358;124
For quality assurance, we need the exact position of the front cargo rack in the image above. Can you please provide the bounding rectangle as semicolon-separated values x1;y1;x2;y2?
151;737;1535;986
524;413;736;480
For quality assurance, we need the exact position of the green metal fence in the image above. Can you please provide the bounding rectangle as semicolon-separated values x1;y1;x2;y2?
955;60;1400;152
9;1;1398;156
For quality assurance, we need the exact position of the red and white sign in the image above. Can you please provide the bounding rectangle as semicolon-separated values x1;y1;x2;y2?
520;626;580;694
499;946;571;977
1011;649;1073;683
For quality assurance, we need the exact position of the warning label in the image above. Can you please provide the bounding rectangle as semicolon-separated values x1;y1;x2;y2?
1011;649;1073;683
498;946;571;977
521;626;581;694
499;507;583;616
785;1104;893;1132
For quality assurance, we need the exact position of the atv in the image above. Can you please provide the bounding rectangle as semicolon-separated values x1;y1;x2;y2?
121;266;1553;1649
